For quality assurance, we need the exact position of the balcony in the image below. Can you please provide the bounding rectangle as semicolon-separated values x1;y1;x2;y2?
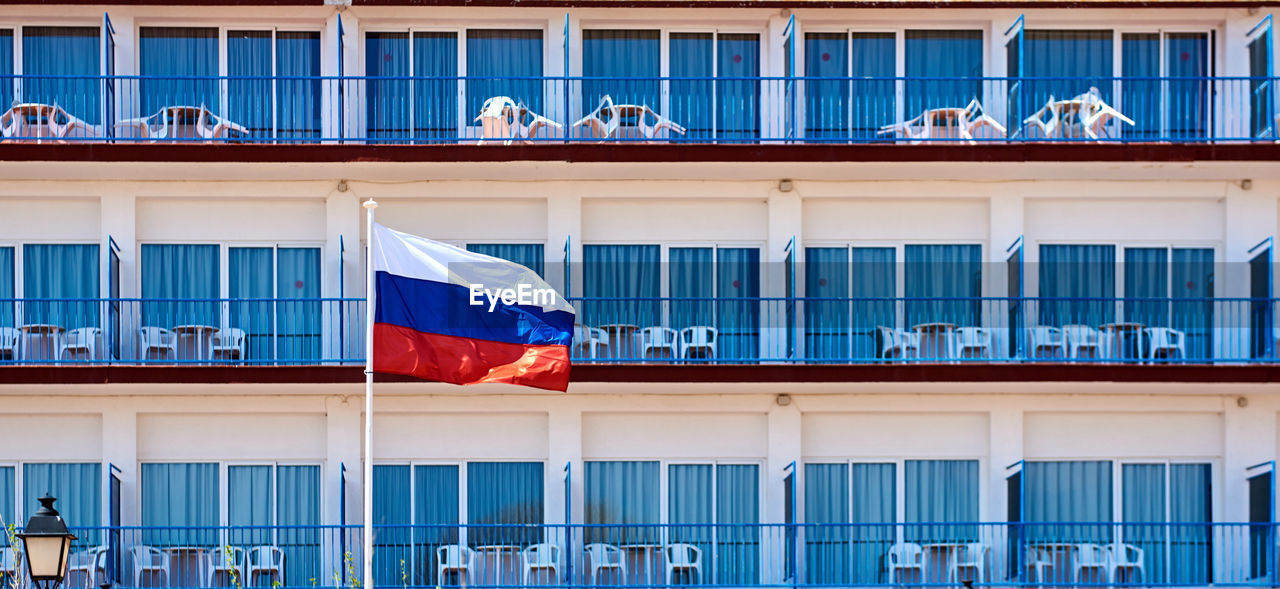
29;522;1279;588
0;296;1276;366
1;74;1275;146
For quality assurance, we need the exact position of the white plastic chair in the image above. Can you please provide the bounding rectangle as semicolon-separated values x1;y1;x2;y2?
952;327;992;359
1028;326;1065;358
584;543;627;584
247;546;284;587
1062;324;1102;359
948;542;987;584
1023;546;1052;583
876;326;920;360
663;543;702;585
639;327;679;360
69;546;107;589
475;97;562;144
0;327;18;361
886;542;924;583
139;327;176;361
132;546;170;588
521;543;561;585
437;545;475;586
572;325;609;359
679;327;718;360
1145;327;1187;360
1106;543;1146;584
1072;543;1108;584
0;103;93;142
574;95;622;140
211;327;247;363
207;546;246;587
58;327;101;361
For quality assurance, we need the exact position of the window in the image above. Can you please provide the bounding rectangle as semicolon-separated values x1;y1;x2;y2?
1022;30;1114;117
0;247;13;329
1121;32;1211;139
581;244;660;326
904;30;983;115
141;462;220;545
22;244;100;328
585;460;761;584
1039;244;1117;327
364;31;459;142
228;30;323;139
466;29;543;118
804;32;894;141
582;30;660;111
804;247;894;360
804;460;979;585
904;244;982;327
141;244;220;328
139;27;219;116
227;465;322;585
0;463;101;549
671;32;760;141
465;244;545;277
0;30;12;109
229;246;322;362
23;27;101;124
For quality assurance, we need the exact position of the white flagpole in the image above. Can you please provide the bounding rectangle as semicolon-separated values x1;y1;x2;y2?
362;197;378;589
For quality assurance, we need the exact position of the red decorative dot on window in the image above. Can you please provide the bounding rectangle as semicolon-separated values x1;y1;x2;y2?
732;279;741;288
1181;52;1190;61
733;54;743;64
1186;280;1196;290
821;52;831;62
384;53;394;62
295;280;305;289
818;278;828;287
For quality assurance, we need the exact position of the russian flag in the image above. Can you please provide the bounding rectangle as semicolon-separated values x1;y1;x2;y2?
370;223;575;391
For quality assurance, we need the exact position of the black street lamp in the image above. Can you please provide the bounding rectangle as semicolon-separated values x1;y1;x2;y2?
17;496;76;589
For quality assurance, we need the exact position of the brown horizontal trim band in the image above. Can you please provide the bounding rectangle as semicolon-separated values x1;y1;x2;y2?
16;0;1279;7
0;364;1278;385
2;143;1279;164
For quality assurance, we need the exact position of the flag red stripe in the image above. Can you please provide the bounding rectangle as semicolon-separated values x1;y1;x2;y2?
372;323;571;392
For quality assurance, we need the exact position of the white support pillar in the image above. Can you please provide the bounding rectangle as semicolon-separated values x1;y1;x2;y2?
101;407;138;527
766;398;801;584
546;405;583;555
547;194;582;298
325;393;363;579
765;185;802;359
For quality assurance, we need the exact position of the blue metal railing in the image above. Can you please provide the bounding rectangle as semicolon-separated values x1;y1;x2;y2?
0;74;1275;145
11;522;1275;589
1;296;1278;366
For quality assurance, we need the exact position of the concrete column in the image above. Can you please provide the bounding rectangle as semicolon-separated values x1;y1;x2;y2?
1222;398;1275;524
325;394;362;574
766;398;801;584
765;187;802;358
100;194;137;298
325;191;360;361
101;407;138;526
547;194;582;297
986;407;1023;524
546;404;583;554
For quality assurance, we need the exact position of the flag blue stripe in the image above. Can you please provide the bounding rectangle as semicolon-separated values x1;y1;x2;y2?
374;271;574;347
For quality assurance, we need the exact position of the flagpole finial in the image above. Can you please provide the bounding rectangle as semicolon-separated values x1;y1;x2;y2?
363;198;378;209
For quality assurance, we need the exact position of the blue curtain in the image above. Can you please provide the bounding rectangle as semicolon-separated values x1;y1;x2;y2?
904;30;983;115
413;465;458;585
1122;464;1166;584
1124;247;1168;327
278;465;321;588
717;34;760;141
717;248;760;360
23;244;99;328
466;30;543;118
22;27;101;124
1166;33;1209;139
1039;245;1115;327
851;464;896;584
0;247;10;329
23;463;101;543
671;33;713;140
466;462;542;546
803;463;849;585
142;244;219;331
413;32;457;141
372;465;411;585
670;247;713;332
277;248;320;363
904;244;981;326
668;464;712;577
1024;461;1113;543
1172;249;1214;360
229;247;273;362
228;465;272;547
277;32;322;139
0;30;12;110
228;31;273;137
581;245;659;327
717;465;759;584
905;460;978;543
1122;34;1161;139
1024;30;1113;117
583;30;660;114
805;248;849;360
0;466;12;533
366;33;409;141
804;33;848;140
139;27;219;116
584;461;658;544
465;244;544;277
141;463;219;546
851;34;895;139
1169;464;1211;584
854;248;897;360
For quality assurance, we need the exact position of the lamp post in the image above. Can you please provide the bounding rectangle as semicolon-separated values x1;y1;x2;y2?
17;496;76;589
